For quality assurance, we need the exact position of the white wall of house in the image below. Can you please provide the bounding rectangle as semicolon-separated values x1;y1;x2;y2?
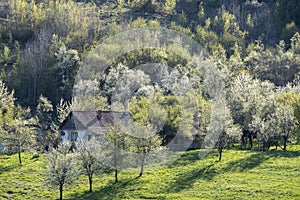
61;130;86;143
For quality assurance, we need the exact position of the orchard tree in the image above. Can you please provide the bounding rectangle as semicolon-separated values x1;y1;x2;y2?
275;105;297;151
251;114;277;151
250;93;277;151
76;138;109;192
276;89;300;144
207;101;241;161
126;124;163;177
1;106;37;165
105;122;128;183
228;73;275;149
45;142;78;200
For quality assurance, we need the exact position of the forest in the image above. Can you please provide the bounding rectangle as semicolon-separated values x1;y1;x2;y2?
0;0;300;149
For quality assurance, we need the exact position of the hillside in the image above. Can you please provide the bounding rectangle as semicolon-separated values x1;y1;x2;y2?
1;146;300;199
0;0;299;107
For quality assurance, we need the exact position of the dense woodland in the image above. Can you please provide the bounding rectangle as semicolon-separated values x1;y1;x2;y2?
0;0;300;157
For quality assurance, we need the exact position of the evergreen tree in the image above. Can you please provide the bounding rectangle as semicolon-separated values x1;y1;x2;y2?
36;95;56;151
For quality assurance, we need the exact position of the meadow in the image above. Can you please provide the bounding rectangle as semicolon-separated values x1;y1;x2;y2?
1;146;300;200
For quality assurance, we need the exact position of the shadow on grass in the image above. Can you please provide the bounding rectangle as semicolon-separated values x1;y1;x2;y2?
165;149;300;193
0;165;18;175
225;150;300;172
166;164;215;193
0;156;20;175
68;177;141;200
168;150;204;169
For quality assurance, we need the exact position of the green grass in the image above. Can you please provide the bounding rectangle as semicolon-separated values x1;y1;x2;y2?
1;146;300;200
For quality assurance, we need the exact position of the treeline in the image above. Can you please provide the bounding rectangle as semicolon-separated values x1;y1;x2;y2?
0;0;299;107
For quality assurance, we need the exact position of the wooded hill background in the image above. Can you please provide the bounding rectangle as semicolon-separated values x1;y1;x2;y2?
0;0;299;108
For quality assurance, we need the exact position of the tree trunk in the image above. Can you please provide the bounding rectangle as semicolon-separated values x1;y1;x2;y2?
241;135;245;149
263;142;267;152
88;174;93;192
115;169;118;183
18;148;22;165
218;148;222;161
139;155;145;177
249;135;253;150
283;137;287;152
59;184;63;200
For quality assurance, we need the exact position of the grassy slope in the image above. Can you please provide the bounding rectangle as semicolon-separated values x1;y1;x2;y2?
0;146;300;200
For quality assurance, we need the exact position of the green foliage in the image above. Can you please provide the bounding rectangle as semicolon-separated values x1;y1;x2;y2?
274;0;300;33
244;38;300;86
129;17;147;28
277;91;300;123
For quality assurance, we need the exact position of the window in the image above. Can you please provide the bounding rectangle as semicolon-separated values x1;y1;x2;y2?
70;132;78;142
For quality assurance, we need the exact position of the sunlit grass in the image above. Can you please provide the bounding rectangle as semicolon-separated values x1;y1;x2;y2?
1;145;300;199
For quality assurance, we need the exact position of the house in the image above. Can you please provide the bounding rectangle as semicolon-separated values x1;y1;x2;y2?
60;110;204;150
60;110;131;143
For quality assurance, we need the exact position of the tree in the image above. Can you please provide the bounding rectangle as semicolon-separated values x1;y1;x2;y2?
36;95;56;151
45;142;78;200
54;44;80;101
275;105;297;151
207;101;241;161
56;98;72;124
276;89;300;144
0;106;36;165
105;122;127;183
76;138;109;192
0;80;15;126
111;68;151;109
250;93;278;151
251;114;276;151
228;73;275;149
126;124;163;177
